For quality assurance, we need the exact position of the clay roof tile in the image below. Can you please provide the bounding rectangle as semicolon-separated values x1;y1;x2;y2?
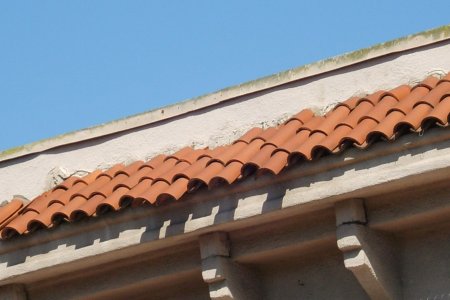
3;73;450;239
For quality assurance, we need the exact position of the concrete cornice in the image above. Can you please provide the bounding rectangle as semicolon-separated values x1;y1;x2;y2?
0;128;449;284
1;24;449;162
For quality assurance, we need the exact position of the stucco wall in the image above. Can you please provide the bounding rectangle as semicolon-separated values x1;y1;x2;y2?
258;227;450;299
258;249;368;299
1;39;450;202
401;231;450;298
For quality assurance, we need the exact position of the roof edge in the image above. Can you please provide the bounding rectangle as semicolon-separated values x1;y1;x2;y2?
0;128;449;273
1;24;450;162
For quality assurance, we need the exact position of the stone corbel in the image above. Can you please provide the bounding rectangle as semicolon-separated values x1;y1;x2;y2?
199;232;260;300
335;199;401;300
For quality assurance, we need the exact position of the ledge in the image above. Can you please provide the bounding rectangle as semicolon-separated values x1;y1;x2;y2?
1;25;449;162
0;128;449;284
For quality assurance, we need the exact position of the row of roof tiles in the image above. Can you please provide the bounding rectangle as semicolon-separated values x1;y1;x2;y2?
1;73;449;240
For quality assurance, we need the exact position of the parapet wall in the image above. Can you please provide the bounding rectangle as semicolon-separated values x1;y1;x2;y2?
1;31;450;202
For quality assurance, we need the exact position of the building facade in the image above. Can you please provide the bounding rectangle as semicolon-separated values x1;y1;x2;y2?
0;25;450;299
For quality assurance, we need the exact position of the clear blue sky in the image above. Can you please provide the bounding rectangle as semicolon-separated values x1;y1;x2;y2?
1;1;449;151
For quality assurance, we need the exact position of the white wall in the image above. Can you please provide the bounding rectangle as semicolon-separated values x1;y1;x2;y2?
258;249;368;299
1;40;450;201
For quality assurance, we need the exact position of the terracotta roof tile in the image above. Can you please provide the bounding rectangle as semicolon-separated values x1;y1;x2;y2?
2;210;38;238
115;160;144;176
174;155;210;181
334;96;359;110
97;187;129;214
235;127;264;144
28;202;63;232
2;74;450;240
286;108;314;123
157;177;190;203
241;143;277;176
424;95;450;127
0;199;25;230
257;127;278;141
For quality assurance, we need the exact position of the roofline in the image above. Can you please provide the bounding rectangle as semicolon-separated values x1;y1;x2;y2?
1;128;449;284
2;24;450;162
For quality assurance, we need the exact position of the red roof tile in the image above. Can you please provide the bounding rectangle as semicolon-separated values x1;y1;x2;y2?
0;199;25;230
2;74;450;240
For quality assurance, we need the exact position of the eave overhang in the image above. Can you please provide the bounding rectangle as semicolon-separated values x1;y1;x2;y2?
0;127;448;286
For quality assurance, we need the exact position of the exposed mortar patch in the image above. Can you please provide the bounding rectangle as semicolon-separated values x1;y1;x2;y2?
46;167;90;190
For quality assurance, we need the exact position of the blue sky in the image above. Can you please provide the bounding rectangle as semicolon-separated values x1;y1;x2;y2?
1;1;449;151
